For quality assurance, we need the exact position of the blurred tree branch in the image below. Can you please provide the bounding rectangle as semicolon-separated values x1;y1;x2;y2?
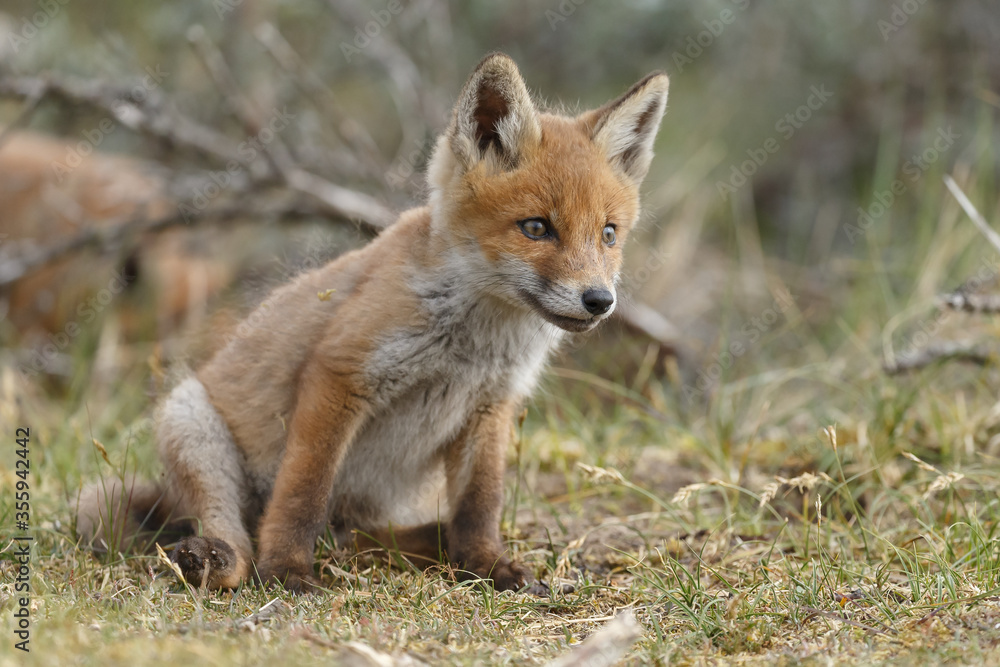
883;341;993;375
0;197;327;287
0;71;395;230
0;13;682;355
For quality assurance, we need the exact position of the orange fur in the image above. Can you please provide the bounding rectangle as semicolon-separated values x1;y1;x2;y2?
76;53;670;593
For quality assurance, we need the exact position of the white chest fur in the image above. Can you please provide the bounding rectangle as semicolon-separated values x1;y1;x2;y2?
329;256;562;528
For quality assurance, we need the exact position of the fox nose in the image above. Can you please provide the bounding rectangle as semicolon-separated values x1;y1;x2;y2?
581;288;615;316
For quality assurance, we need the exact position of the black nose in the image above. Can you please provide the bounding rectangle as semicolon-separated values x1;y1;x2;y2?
581;288;614;316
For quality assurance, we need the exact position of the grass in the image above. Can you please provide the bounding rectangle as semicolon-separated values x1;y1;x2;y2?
5;168;1000;665
3;243;1000;665
3;2;1000;663
5;186;1000;663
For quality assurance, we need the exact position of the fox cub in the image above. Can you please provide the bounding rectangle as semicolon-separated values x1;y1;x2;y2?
77;53;669;592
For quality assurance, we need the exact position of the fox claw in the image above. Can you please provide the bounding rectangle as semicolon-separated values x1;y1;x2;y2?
171;536;237;589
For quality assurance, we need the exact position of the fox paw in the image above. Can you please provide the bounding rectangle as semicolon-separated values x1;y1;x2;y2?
459;555;541;593
491;558;545;594
171;536;237;589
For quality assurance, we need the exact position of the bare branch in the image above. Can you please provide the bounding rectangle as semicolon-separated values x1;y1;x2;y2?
254;22;388;181
0;73;244;167
0;72;396;232
617;300;683;356
326;0;443;163
0;197;327;288
286;169;394;229
0;83;44;151
186;24;298;179
883;341;993;375
940;291;1000;314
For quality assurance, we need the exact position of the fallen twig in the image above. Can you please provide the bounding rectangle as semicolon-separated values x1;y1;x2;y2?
883;340;993;375
544;610;642;667
940;290;1000;314
296;628;428;666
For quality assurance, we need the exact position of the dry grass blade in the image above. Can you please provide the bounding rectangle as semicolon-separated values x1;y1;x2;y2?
92;438;112;465
902;451;941;474
155;542;186;585
671;482;708;505
923;471;965;500
577;462;627;485
944;175;1000;254
235;598;285;631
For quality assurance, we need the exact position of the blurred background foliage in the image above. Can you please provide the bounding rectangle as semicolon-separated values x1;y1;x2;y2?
2;0;1000;479
4;0;997;241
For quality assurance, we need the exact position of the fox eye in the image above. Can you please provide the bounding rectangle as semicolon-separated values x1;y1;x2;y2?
602;224;617;246
518;218;550;240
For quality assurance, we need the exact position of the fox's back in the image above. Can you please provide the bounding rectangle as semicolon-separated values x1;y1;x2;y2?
197;209;427;470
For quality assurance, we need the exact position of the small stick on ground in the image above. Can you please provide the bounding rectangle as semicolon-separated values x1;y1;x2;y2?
940;291;1000;314
544;610;642;667
883;341;993;375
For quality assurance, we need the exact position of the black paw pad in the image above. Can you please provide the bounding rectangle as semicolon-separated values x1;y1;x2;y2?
171;536;236;587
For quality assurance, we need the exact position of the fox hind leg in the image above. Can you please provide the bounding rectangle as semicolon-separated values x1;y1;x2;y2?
158;377;254;589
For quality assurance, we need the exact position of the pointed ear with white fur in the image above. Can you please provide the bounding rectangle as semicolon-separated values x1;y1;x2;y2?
584;72;669;185
447;52;541;172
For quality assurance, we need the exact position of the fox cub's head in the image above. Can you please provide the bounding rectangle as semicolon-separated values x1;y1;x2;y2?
428;52;668;332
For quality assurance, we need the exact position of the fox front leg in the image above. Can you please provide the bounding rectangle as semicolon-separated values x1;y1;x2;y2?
254;363;370;592
444;401;535;592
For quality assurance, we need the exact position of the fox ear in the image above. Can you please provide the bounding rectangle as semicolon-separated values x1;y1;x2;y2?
447;52;541;171
584;72;669;185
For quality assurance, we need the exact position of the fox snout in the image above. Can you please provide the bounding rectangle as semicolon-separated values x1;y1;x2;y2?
581;288;614;316
517;279;616;332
